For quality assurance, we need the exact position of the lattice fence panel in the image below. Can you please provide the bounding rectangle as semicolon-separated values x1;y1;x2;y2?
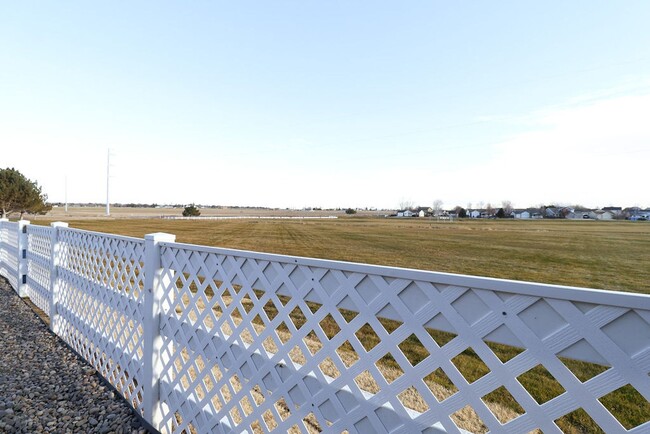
26;225;53;316
0;222;10;284
0;221;19;290
156;242;650;434
56;228;147;414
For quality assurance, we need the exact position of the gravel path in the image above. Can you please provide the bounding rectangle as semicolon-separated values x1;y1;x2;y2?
0;278;153;434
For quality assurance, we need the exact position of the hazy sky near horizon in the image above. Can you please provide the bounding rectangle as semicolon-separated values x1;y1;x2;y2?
1;2;649;209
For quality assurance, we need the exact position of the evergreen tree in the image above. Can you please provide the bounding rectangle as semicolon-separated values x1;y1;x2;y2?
0;168;51;218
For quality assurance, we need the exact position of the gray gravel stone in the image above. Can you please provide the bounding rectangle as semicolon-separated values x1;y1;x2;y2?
0;278;152;433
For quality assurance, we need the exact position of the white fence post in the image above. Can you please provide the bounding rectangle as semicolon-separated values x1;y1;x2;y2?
49;222;68;333
143;232;176;430
17;219;30;297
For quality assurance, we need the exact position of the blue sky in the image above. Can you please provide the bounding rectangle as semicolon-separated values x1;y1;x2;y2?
1;1;649;209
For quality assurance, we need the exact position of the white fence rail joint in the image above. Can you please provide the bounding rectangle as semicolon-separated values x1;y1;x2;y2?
0;219;649;434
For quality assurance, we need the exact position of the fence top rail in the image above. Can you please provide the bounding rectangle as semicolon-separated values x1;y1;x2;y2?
26;224;52;234
60;226;144;245
161;240;650;310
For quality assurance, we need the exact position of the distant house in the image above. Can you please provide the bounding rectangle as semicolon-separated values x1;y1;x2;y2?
594;210;615;220
397;210;414;218
544;207;559;218
469;210;481;219
514;210;531;219
567;211;594;220
603;206;622;213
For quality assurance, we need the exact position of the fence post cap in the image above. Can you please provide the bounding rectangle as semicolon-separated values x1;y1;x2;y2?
50;222;69;228
145;232;176;242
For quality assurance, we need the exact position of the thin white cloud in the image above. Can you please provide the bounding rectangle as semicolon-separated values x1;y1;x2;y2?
464;92;650;208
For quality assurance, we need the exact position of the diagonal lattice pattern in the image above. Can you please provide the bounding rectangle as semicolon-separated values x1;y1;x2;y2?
3;220;649;434
25;225;53;315
155;242;650;434
55;228;147;414
0;221;20;290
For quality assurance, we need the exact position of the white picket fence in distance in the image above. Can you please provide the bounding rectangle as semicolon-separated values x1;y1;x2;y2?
1;217;649;434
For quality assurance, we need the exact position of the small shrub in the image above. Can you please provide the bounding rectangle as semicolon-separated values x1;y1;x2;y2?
182;205;201;217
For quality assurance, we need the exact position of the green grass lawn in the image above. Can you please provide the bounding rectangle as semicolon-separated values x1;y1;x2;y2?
36;216;650;293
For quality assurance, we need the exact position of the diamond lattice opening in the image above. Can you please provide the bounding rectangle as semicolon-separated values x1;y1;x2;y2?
262;409;278;431
336;340;360;368
277;293;291;307
251;314;265;336
289;305;307;330
451;347;490;384
424;367;458;402
302;330;323;356
354;369;380;394
275;321;292;344
318;356;341;379
263;336;278;353
302;412;322;434
289;345;306;365
398;386;430;412
482;386;525;424
355;322;381;352
398;333;430;367
229;407;242;426
517;364;565;404
229;374;243;394
240;396;254;417
555;407;605;434
378;316;401;335
485;340;525;364
241;293;255;314
274;397;291;422
211;395;223;412
338;305;359;323
221;288;234;307
427;328;457;348
375;353;404;384
451;404;486;434
306;299;321;314
319;314;341;340
559;355;609;383
599;384;650;430
263;299;279;321
251;384;265;407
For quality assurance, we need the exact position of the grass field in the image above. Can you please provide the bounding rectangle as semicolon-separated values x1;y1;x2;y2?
33;214;650;294
28;213;650;432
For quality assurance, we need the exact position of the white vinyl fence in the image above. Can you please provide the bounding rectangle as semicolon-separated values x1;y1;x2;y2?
1;218;649;434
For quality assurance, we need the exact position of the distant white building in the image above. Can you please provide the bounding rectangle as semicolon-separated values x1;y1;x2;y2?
594;210;615;220
514;210;531;219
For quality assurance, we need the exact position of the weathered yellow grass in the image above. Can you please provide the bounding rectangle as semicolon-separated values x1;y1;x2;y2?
31;215;650;293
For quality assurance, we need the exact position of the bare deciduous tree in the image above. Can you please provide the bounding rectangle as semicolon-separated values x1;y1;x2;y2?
502;200;513;216
432;199;444;216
